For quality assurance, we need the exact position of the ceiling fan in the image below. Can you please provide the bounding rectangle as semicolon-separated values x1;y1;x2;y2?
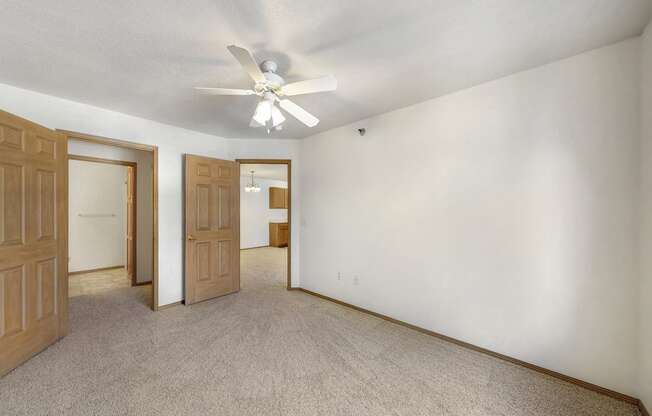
195;45;337;133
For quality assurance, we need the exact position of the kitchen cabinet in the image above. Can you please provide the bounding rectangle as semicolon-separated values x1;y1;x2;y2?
269;222;289;247
269;187;288;209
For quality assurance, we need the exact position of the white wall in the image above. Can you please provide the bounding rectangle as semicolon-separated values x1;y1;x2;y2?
638;20;652;410
69;140;154;283
240;177;288;249
69;160;127;272
300;39;641;395
0;83;300;305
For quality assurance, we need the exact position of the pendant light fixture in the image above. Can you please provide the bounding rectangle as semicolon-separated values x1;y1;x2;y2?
244;170;261;193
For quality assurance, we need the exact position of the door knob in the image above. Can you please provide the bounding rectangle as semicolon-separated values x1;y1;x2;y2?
187;235;196;241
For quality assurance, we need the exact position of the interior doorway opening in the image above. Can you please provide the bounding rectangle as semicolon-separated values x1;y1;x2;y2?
68;155;139;298
61;131;159;310
237;159;292;290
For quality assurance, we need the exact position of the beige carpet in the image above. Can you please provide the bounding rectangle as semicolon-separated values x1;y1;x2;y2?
0;247;640;415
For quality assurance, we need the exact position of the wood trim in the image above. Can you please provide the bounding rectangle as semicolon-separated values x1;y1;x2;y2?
640;400;650;416
234;159;292;165
68;265;124;276
297;287;640;406
133;281;152;287
152;147;159;311
63;132;159;311
236;159;292;290
128;166;137;286
58;129;156;152
240;245;270;250
287;160;291;290
68;154;137;167
157;301;182;311
61;135;70;337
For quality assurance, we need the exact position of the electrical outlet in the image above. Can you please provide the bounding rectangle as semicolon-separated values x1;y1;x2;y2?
337;271;342;281
353;275;359;286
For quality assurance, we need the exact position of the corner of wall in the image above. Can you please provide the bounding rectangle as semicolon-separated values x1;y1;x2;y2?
638;17;652;411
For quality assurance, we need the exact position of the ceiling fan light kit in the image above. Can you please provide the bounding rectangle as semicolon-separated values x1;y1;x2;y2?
252;94;274;126
195;45;337;133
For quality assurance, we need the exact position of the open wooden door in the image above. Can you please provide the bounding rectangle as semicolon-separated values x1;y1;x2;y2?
0;110;68;376
184;155;240;305
126;166;136;284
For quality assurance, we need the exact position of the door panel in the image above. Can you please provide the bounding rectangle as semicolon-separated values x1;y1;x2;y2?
217;240;230;277
0;123;23;150
0;109;67;377
36;169;56;241
217;185;230;229
36;258;57;321
196;184;210;231
1;266;25;338
196;241;211;282
0;162;23;245
184;155;239;305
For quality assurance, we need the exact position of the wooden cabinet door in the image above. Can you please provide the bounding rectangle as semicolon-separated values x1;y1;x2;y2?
269;187;279;208
279;224;289;246
184;155;240;305
269;223;278;247
0;109;68;376
269;187;288;209
269;223;288;247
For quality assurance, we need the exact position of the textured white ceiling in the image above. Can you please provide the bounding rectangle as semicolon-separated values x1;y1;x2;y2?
240;164;287;181
0;1;650;139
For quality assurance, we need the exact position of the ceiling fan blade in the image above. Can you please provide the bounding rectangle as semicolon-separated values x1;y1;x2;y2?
279;99;319;127
281;75;337;96
194;87;255;96
227;45;266;83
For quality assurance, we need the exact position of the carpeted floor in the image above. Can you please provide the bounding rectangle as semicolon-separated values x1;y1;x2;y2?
0;247;640;415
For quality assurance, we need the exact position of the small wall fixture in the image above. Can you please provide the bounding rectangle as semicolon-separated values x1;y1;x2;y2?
244;170;261;193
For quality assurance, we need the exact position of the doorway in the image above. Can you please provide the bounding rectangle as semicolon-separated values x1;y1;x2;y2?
0;110;160;377
60;130;159;310
67;155;138;296
236;159;292;290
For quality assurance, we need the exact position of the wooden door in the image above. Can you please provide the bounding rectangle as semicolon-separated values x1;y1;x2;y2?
126;166;136;283
0;110;67;376
184;155;240;305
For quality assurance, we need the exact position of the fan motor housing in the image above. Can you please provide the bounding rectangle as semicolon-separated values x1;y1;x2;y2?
260;60;277;73
260;60;284;89
263;72;284;89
